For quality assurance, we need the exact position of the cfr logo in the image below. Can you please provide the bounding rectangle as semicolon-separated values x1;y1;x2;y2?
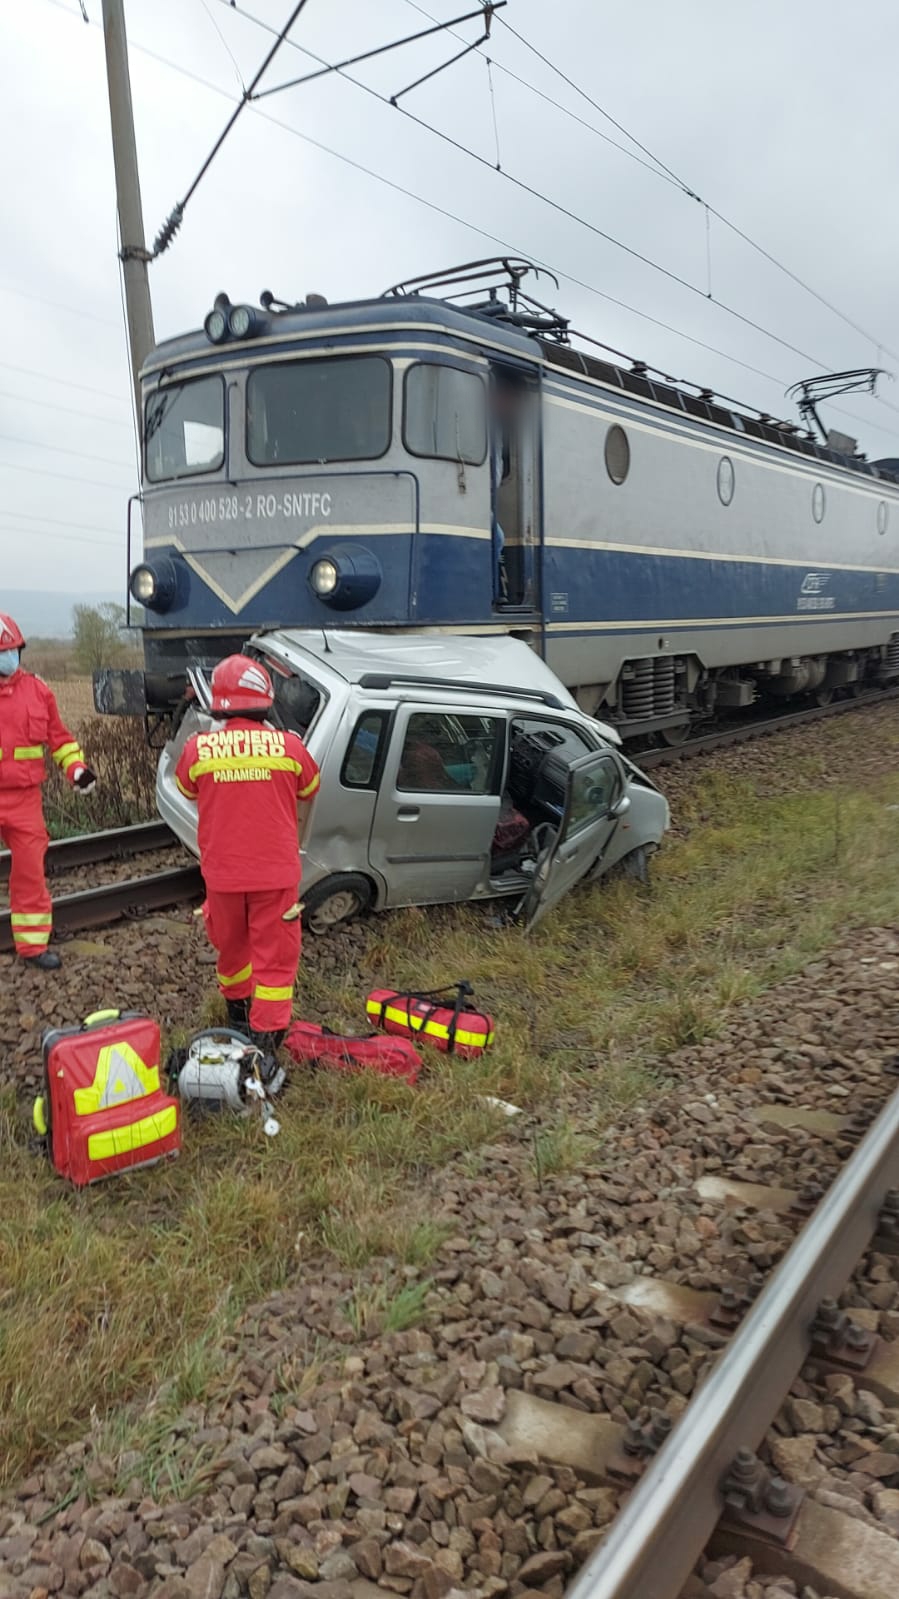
800;571;832;595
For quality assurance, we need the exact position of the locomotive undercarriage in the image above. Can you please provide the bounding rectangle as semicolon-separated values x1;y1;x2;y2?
585;633;899;743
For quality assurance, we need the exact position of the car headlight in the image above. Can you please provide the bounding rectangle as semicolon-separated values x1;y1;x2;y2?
310;558;339;596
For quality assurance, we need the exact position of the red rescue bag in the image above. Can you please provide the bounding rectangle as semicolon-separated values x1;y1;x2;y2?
285;1021;422;1085
34;1010;181;1187
366;982;494;1059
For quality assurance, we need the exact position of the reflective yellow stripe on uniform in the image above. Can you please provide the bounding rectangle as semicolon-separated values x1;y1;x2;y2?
254;983;293;1002
217;963;252;987
298;772;320;798
188;755;304;780
366;1000;494;1050
87;1105;178;1161
175;776;195;799
52;741;82;766
13;746;44;760
14;930;52;946
11;913;53;925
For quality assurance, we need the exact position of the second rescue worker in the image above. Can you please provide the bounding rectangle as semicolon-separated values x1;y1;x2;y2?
175;655;320;1057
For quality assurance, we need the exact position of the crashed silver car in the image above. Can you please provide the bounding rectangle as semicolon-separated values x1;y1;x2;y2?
156;631;669;932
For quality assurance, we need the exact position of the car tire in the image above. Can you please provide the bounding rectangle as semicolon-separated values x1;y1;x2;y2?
301;874;374;935
607;844;651;884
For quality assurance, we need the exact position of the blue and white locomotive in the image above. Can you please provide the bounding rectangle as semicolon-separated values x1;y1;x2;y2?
115;258;899;741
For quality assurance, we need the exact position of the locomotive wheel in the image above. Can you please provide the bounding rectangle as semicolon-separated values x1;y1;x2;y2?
814;687;835;707
660;720;691;747
302;874;374;934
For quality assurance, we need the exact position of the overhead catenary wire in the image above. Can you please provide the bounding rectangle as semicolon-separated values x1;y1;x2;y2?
36;0;899;446
1;508;122;534
213;0;841;376
0;524;122;549
0;460;135;491
0;430;134;470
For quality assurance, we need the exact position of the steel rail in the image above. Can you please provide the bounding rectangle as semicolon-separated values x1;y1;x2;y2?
0;820;175;884
0;866;203;952
565;1086;899;1599
639;683;899;772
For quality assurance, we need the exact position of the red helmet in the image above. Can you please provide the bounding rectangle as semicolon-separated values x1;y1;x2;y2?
210;654;274;714
0;614;25;650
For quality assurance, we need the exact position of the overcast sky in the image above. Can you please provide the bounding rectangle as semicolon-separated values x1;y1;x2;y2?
4;0;899;599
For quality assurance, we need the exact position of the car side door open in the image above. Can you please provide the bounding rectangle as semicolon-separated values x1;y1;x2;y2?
369;706;504;907
519;750;629;930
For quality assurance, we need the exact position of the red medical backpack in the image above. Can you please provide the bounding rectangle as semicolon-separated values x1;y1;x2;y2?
35;1010;181;1186
284;1020;422;1085
365;982;494;1059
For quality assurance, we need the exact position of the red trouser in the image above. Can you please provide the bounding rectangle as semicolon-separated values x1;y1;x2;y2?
204;886;301;1032
0;787;52;958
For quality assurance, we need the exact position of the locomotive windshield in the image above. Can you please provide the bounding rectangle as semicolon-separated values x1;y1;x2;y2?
246;355;391;465
145;375;224;482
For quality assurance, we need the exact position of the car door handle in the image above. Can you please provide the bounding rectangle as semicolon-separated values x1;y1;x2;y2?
397;807;420;820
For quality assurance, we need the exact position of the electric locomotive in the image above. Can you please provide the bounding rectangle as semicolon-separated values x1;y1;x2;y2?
101;258;899;742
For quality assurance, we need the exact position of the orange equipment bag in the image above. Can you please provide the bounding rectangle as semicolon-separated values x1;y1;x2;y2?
34;1010;181;1187
365;981;494;1060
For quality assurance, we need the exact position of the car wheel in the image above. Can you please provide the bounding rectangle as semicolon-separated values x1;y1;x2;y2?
598;845;651;885
302;874;374;934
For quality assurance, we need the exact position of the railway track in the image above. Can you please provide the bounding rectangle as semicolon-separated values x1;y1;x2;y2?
0;821;203;953
639;681;899;772
1;687;897;954
543;1086;899;1599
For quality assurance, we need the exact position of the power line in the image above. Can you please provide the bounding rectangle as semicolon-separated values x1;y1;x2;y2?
0;360;126;403
0;280;119;327
0;524;121;549
216;0;840;375
41;0;899;445
0;389;133;428
0;431;134;470
1;508;122;534
0;460;133;491
491;9;899;368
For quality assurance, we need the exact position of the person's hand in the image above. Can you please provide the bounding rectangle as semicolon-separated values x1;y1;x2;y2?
73;767;97;794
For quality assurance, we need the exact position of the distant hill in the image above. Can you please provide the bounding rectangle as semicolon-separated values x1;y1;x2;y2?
2;590;127;639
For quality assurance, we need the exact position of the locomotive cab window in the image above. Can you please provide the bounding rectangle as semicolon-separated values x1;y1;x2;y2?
403;363;487;464
145;375;225;482
246;356;392;465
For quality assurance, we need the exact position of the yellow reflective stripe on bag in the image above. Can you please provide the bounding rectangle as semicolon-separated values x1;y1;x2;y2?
87;1104;178;1161
365;999;494;1051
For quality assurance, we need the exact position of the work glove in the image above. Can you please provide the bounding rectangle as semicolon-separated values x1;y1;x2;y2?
73;766;98;794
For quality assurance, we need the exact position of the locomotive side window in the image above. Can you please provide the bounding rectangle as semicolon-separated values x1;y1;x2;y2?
246;356;391;466
145;375;224;482
604;424;630;485
403;363;487;464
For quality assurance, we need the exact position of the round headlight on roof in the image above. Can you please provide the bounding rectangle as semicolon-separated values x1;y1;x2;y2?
310;558;339;596
204;307;228;344
228;304;257;339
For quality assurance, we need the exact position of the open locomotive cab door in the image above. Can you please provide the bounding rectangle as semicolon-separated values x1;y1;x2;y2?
490;363;540;613
518;750;630;931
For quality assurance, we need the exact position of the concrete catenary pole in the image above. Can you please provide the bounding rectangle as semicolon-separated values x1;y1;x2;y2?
101;0;155;424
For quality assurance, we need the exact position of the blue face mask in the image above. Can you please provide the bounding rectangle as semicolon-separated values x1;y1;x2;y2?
0;649;21;676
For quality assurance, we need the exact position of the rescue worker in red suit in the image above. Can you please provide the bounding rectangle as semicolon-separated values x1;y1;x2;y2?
175;655;320;1058
0;613;97;970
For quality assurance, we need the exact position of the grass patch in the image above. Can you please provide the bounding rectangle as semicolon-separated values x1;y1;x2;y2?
3;741;899;1489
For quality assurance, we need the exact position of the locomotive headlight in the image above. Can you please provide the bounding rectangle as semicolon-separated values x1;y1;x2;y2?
130;564;158;604
204;307;228;344
129;557;178;613
309;547;381;610
227;304;257;339
310;558;339;596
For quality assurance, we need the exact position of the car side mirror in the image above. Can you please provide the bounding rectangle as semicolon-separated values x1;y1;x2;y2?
610;793;631;818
